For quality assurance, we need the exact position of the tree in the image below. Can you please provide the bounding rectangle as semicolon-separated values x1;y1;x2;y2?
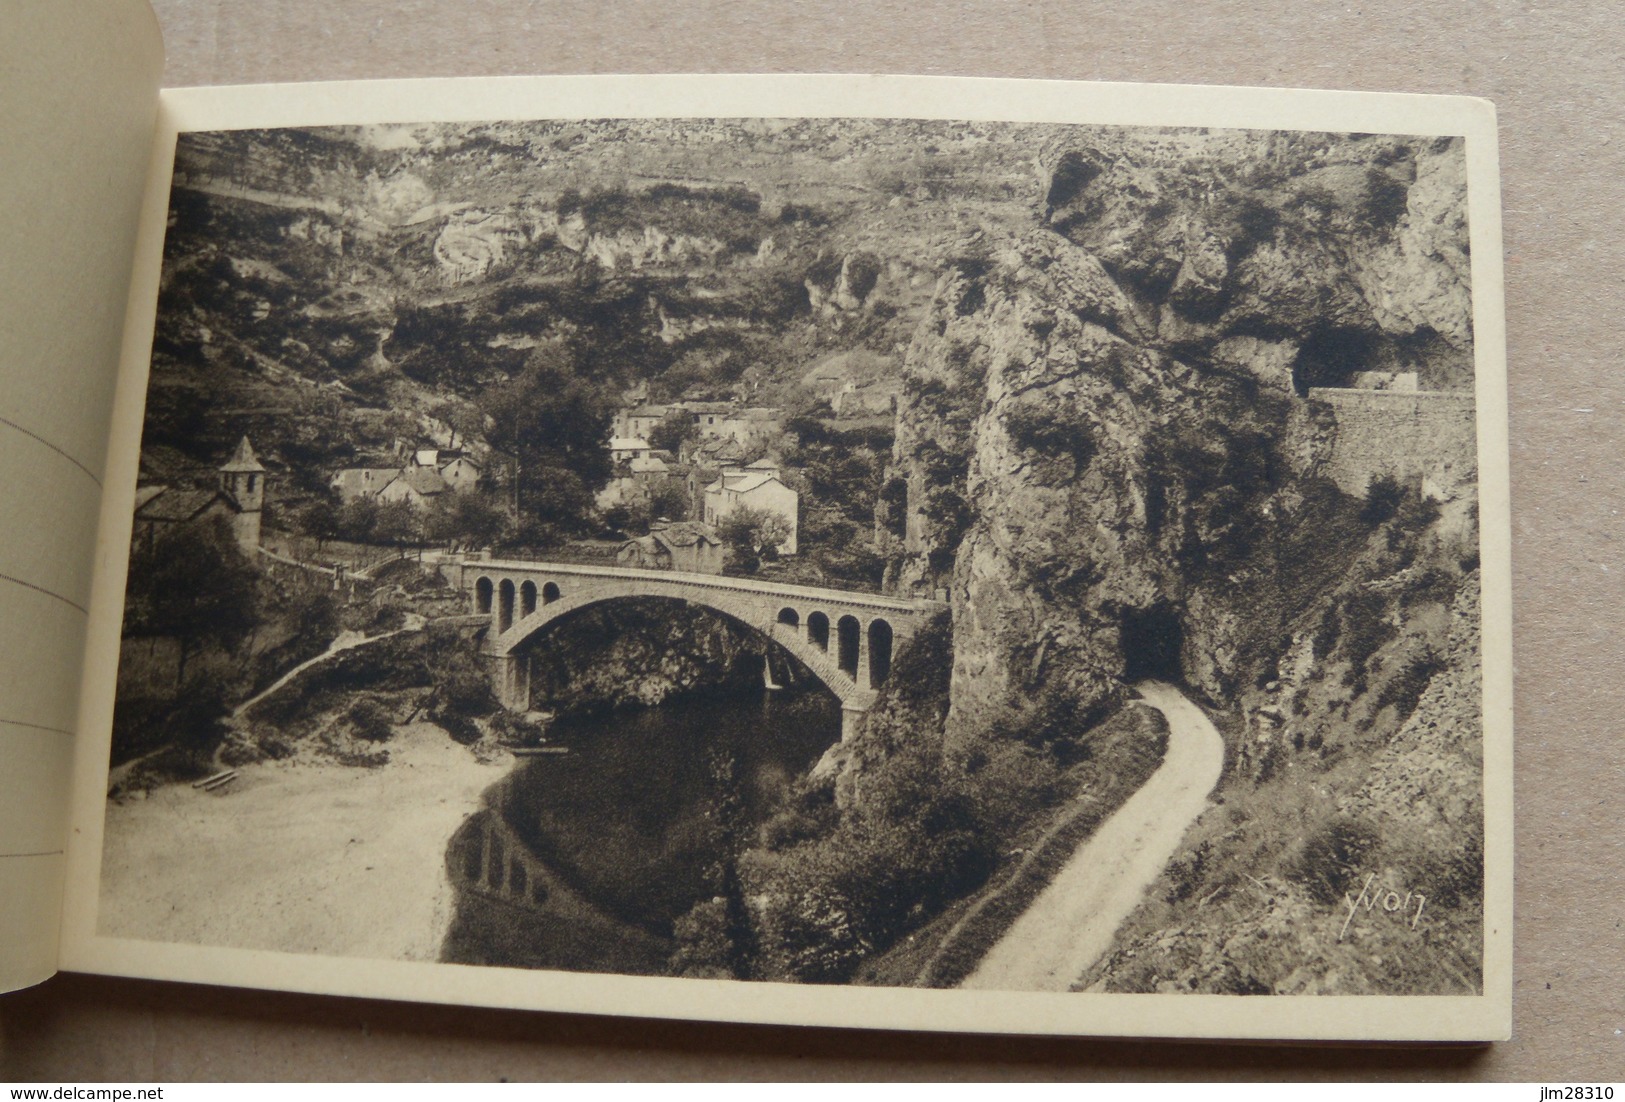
718;506;792;574
479;345;616;537
429;397;486;451
371;498;421;550
648;479;690;522
648;408;698;454
123;517;263;686
295;497;343;551
424;490;507;550
334;495;380;543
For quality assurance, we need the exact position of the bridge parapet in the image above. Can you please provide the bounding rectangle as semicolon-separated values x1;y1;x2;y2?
457;557;945;737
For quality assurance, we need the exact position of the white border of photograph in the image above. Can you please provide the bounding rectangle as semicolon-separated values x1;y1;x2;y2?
59;73;1511;1042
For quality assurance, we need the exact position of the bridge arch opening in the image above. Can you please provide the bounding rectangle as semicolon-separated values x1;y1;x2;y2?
777;607;800;628
542;581;561;605
498;594;851;721
498;579;516;633
509;858;528;898
868;619;894;686
837;615;862;679
807;611;830;651
475;576;493;614
520;580;537;618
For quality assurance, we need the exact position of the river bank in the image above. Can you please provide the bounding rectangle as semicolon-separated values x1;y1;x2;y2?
98;721;508;962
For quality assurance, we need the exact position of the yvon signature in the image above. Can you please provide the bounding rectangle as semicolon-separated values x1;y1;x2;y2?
1338;873;1426;941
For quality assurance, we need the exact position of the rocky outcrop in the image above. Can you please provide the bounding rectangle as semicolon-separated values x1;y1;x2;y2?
889;130;1477;759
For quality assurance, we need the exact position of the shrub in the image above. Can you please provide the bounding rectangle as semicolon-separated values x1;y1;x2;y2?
1360;475;1405;525
1285;816;1378;905
1341;589;1395;681
346;697;394;742
1374;647;1445;720
669;897;737;979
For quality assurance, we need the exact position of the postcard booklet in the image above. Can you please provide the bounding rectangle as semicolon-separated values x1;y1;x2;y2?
1;0;1512;1041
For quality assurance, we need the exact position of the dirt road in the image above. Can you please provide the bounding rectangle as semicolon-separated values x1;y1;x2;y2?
99;722;506;962
960;680;1225;992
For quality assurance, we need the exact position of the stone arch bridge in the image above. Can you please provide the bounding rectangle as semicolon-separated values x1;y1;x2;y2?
448;559;946;740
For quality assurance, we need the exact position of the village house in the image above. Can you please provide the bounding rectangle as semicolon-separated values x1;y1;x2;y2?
437;455;481;493
597;451;676;513
614;404;669;441
331;446;480;509
376;464;448;508
331;467;402;502
616;520;724;574
614;395;787;449
712;406;784;446
132;436;265;554
703;462;798;555
609;435;653;463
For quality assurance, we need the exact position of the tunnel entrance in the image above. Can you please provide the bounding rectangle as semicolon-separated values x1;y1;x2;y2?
1291;326;1380;396
1120;602;1184;683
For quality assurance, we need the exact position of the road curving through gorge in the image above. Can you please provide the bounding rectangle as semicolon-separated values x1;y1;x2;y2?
960;679;1226;992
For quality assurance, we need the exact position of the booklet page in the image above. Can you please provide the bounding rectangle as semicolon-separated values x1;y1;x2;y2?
0;0;163;993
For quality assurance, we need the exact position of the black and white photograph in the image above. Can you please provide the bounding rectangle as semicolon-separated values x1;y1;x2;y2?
94;103;1494;1009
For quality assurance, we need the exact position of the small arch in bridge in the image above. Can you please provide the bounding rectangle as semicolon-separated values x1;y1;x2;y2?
777;607;800;627
498;579;515;632
868;619;894;686
520;580;537;618
463;833;483;882
542;581;561;605
837;615;862;679
509;858;528;898
475;576;493;614
807;611;830;651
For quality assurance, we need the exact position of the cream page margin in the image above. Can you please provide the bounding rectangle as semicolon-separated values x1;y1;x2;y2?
0;0;163;994
59;74;1512;1042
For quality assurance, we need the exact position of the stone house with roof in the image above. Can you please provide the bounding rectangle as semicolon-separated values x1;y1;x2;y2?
702;463;798;555
331;446;479;510
616;520;724;574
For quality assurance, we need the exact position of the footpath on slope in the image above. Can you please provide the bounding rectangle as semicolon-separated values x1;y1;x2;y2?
959;679;1225;993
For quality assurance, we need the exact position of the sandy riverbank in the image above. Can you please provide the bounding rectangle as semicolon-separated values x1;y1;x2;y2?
97;722;509;962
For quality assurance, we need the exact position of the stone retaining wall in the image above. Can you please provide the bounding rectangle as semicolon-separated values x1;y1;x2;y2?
1309;387;1477;498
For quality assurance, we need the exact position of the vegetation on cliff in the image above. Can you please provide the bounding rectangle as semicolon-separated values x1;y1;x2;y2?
882;128;1481;993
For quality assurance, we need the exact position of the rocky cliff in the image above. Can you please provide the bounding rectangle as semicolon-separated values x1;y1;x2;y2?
887;131;1475;748
877;129;1482;993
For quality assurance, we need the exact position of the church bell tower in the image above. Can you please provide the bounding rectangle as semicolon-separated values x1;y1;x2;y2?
219;436;265;550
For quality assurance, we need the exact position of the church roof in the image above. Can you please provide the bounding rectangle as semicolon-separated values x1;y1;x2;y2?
132;485;168;512
219;436;265;473
135;487;237;523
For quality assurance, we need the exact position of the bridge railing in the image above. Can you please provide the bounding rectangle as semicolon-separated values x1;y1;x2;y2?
468;557;945;614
